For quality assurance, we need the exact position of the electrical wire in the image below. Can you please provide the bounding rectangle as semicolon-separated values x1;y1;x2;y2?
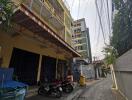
102;0;108;41
106;0;111;33
106;0;112;38
95;0;106;44
77;0;81;20
70;0;75;13
95;0;103;54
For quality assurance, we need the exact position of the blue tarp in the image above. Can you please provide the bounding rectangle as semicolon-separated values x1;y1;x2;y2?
0;80;28;88
0;68;28;89
0;68;14;81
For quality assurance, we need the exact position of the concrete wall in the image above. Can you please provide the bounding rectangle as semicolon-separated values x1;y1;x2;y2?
0;31;66;67
82;64;95;79
114;49;132;100
0;30;67;82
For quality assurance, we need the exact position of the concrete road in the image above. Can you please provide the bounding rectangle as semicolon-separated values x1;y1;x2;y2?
77;76;125;100
26;76;125;100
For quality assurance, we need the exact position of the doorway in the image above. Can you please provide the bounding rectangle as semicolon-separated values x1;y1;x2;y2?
40;56;56;83
9;48;40;85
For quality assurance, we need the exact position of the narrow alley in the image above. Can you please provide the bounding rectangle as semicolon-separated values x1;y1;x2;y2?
0;0;131;100
77;76;125;100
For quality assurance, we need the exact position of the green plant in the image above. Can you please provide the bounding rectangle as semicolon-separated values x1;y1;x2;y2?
0;0;14;27
111;0;132;56
102;45;118;66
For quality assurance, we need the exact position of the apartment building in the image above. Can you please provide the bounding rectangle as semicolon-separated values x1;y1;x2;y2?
72;18;92;63
0;0;80;85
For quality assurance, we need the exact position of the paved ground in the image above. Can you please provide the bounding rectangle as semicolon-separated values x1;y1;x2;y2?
26;84;81;100
26;76;125;100
77;76;125;100
25;80;97;100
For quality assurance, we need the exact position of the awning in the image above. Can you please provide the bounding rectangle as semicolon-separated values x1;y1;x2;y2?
12;4;81;57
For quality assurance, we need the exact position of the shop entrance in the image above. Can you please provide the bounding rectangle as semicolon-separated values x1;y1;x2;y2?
9;48;40;85
57;60;67;80
40;56;56;83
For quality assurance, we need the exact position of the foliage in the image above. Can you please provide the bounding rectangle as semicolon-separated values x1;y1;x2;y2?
102;45;118;65
0;0;14;28
111;0;132;56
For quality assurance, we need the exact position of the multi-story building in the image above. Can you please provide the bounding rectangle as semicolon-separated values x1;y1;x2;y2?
72;18;92;80
0;0;80;85
72;18;92;63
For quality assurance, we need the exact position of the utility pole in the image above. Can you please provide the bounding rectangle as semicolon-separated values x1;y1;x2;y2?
93;56;97;79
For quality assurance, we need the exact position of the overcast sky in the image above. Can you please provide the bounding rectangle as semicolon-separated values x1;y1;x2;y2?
64;0;112;60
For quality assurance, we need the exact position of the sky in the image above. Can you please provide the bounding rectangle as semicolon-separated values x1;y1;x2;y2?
64;0;112;60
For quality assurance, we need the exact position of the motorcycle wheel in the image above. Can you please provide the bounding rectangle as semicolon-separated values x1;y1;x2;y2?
65;84;73;93
38;87;47;96
55;90;62;98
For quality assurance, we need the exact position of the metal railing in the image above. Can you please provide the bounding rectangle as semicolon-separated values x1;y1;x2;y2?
22;0;64;28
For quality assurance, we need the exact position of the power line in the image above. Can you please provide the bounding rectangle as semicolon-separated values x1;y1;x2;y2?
95;0;103;51
102;0;108;40
106;0;111;33
95;0;106;44
77;0;81;20
106;0;112;37
70;0;75;13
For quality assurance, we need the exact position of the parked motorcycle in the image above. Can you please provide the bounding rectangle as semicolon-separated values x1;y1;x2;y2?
61;80;74;93
38;82;62;98
53;79;74;93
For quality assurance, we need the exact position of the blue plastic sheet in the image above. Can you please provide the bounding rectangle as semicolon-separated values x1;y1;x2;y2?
0;68;28;88
0;68;14;82
0;81;28;88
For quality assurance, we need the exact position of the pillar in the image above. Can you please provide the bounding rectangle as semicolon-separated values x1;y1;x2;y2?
37;55;42;82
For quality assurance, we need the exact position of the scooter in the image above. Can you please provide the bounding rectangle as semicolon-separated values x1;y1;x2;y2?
38;82;62;98
61;80;74;93
53;79;74;93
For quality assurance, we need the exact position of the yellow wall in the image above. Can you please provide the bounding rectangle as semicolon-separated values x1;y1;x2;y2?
0;31;66;68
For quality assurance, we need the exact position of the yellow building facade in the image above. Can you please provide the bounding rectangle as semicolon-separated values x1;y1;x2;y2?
0;0;80;85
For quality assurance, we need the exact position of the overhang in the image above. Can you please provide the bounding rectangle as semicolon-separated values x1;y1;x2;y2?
12;5;81;57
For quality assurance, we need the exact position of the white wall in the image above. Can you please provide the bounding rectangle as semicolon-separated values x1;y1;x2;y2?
115;49;132;100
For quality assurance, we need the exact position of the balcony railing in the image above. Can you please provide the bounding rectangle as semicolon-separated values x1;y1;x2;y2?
15;0;65;39
24;0;64;23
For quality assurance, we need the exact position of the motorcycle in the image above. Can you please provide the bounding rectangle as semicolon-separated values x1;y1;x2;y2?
61;80;74;93
38;82;62;98
53;79;74;93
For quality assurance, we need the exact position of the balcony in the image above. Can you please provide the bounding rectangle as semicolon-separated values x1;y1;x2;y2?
19;0;65;39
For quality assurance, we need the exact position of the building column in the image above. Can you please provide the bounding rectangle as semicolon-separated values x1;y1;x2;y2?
37;55;42;82
56;58;58;79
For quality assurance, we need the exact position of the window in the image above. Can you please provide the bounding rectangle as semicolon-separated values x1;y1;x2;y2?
77;28;81;33
75;47;78;50
74;28;81;33
78;46;83;50
77;23;81;26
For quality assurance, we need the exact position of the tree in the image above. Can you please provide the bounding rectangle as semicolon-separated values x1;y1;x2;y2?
0;0;14;27
102;45;118;66
111;0;132;56
102;45;118;88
